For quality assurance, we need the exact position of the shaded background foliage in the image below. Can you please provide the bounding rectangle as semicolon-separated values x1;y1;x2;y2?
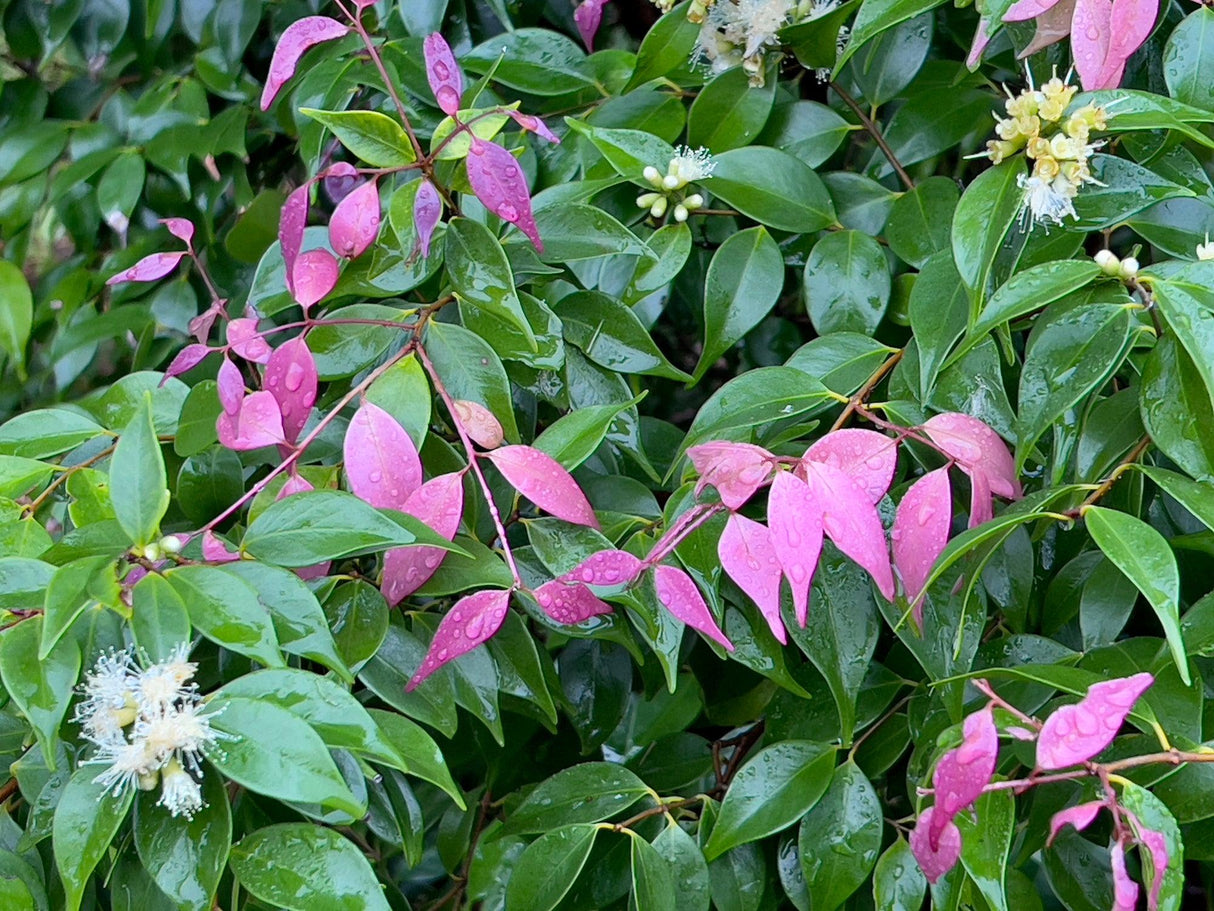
0;0;1214;909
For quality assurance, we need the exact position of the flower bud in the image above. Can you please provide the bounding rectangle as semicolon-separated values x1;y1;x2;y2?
683;194;704;210
1119;257;1139;279
159;534;184;554
643;165;662;186
650;196;668;218
138;771;160;791
673;204;689;223
142;542;162;562
1094;249;1120;275
663;173;681;190
636;192;661;209
1197;235;1214;261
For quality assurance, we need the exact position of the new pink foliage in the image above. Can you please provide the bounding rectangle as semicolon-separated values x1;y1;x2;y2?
465;138;543;252
344;402;423;511
574;0;610;49
263;337;318;444
718;513;786;644
423;33;464;116
803;429;896;504
291;249;339;310
406;588;512;690
892;467;952;622
1047;801;1104;845
413;180;443;259
909;807;963;884
652;564;734;651
507;112;559;144
278;472;314;498
485;445;599;528
922;413;1019;527
1036;672;1154;769
164;344;210;380
160;218;195;248
217;390;286;450
1129;817;1169;911
202;531;241;564
106;251;186;285
261;16;349;110
928;705;998;847
687;441;773;510
280;184;310;293
382;472;465;605
227;317;271;364
767;471;824;628
453;399;504;449
802;460;895;600
559;550;644;588
329;179;381;259
217;357;244;416
1110;843;1140;911
533;580;613;624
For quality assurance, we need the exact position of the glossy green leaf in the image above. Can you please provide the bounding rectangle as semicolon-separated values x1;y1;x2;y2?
872;837;927;911
557;291;689;381
298;108;416;166
134;775;231;911
505;824;598;911
652;822;711;911
886;176;959;269
53;767;134;911
0;261;32;376
165;565;284;668
445;218;535;348
508;763;648;834
951;161;1022;298
109;394;169;547
705;147;836;232
0;617;79;767
957;788;1014;911
687;66;775;152
424;320;521;443
797;762;881;911
631;834;677;911
804;230;890;335
681;367;836;451
1164;8;1214;114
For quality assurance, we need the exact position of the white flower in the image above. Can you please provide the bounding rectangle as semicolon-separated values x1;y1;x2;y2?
74;650;137;747
734;0;792;58
693;0;792;82
134;701;222;771
157;758;204;819
92;738;159;796
1198;234;1214;261
1018;173;1078;227
133;642;197;712
669;146;717;184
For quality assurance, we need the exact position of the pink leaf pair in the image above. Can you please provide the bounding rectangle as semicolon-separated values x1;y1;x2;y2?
768;471;823;628
279;184;339;308
164;344;211;380
485;445;598;528
217;391;286;450
202;531;241;564
413;180;443;260
718;514;786;643
406;588;511;690
653;564;734;651
531;549;643;626
228;317;271;364
383;472;465;605
928;705;998;848
292;249;339;310
423;33;464;117
573;0;610;50
1036;672;1154;769
261;16;349;110
559;550;644;588
465;138;543;252
892;467;952;625
802;429;897;503
263;337;318;444
507;112;559;145
344;402;423;511
688;441;774;510
106;251;186;286
802;459;896;601
454;399;504;449
329;179;380;259
909;806;962;885
921;413;1020;528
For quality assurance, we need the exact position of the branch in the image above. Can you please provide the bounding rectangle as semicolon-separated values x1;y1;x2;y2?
830;82;914;192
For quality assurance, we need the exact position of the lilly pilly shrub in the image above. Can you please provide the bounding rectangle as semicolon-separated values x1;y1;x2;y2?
4;0;1214;909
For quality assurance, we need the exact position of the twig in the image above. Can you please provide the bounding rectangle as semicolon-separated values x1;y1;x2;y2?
830;82;914;191
830;348;904;432
1068;435;1152;518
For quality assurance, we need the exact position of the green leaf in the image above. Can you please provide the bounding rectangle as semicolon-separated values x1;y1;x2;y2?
703;741;836;859
705;147;836;232
366;709;464;806
306;304;409;380
230;824;391;911
504;824;598;911
358;618;458;738
908;251;968;402
531;205;654;262
757;98;853;167
1138;465;1214;533
165;565;284;669
564;120;677;185
557;291;689;381
653;822;711;911
0;617;79;767
785;333;896;397
0;557;54;612
534;396;645;469
1164;8;1214;114
1155;279;1214;416
1118;781;1184;911
631;834;677;911
96;153;144;234
628;1;700;88
885;176;959;269
951;161;1023;299
0;456;53;500
0;410;107;459
108;394;169;547
1140;336;1214;479
0;260;33;376
462;29;594;95
40;555;114;659
1083;506;1188;685
957;788;1014;911
53;767;134;911
298;108;416;166
696;227;784;380
242;489;461;566
780;0;861;69
1077;89;1214;148
423;320;521;443
797;762;882;911
688;66;776;152
134;775;231;911
839;0;949;69
872;837;926;911
508;763;648;834
681;367;836;452
1070;155;1195;230
207;697;365;818
804;230;890;335
445;218;535;348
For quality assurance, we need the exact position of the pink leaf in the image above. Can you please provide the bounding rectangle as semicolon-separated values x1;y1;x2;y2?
1094;53;1127;91
573;0;610;50
687;441;773;510
465;138;543;252
1128;817;1169;911
217;357;244;417
382;472;465;605
344;401;423;511
1070;0;1114;91
534;580;613;624
928;705;998;847
507;111;560;144
718;514;786;644
164;344;210;379
278;472;314;499
921;413;1020;499
485;445;599;528
227;317;271;364
1036;672;1154;769
1110;842;1140;911
217;390;286;451
202;531;241;564
803;429;898;504
892;468;952;621
966;17;992;68
1047;801;1105;846
413;180;443;259
261;16;349;111
1107;0;1157;66
291;248;339;309
160;218;195;248
189;302;225;343
968;468;994;529
453;399;504;449
321;162;360;206
106;251;186;286
280;184;310;294
910;807;963;884
652;564;733;651
328;179;381;259
263;337;318;444
559;549;644;588
1003;0;1065;19
767;471;824;628
1021;0;1079;56
803;461;895;600
406;588;511;690
423;32;464;116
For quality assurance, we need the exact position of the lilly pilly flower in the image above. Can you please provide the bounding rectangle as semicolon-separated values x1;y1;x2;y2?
637;146;715;222
1197;234;1214;261
76;644;227;818
693;0;793;86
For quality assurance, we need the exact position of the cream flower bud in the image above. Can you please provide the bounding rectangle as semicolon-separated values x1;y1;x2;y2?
683;194;704;209
1197;235;1214;261
636;192;661;209
663;173;681;190
1119;257;1139;279
1094;250;1121;275
159;534;183;554
643;166;662;186
650;196;668;218
674;204;690;223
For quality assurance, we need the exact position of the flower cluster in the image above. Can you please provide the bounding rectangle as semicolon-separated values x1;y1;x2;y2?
75;644;225;818
985;72;1106;228
636;147;716;222
692;0;793;86
909;673;1170;908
